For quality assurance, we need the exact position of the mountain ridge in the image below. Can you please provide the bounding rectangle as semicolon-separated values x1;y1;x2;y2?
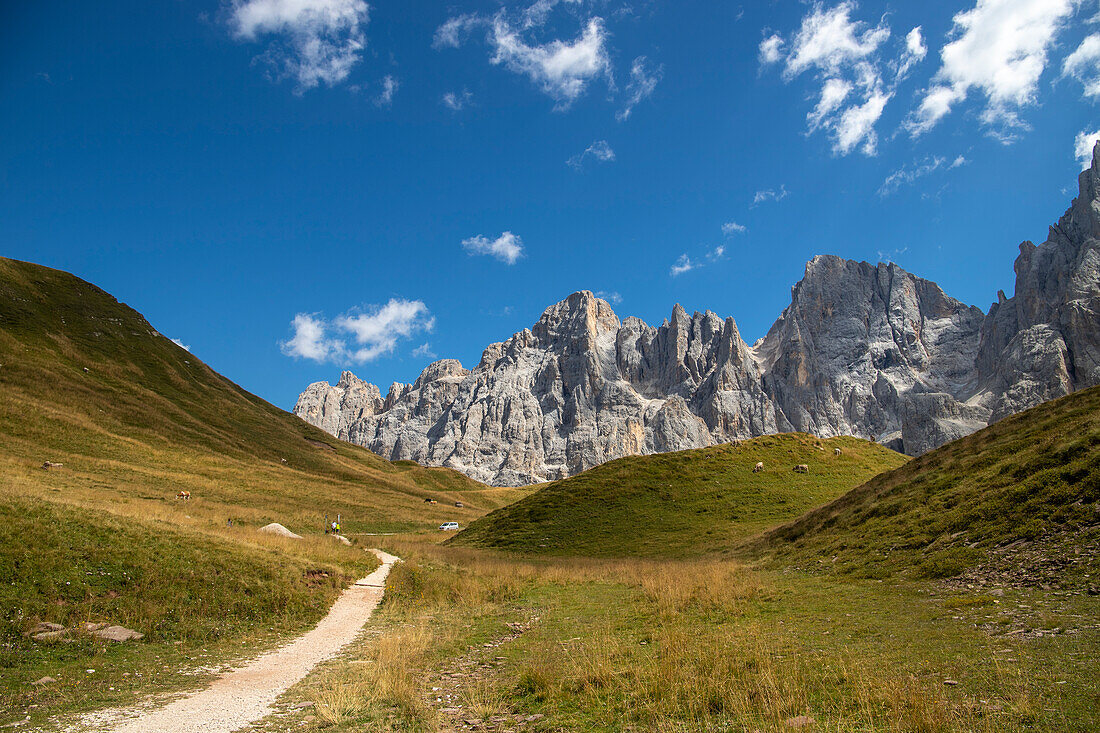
296;145;1100;486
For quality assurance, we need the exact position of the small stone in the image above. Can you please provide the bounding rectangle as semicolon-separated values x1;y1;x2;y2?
31;677;56;686
92;626;144;642
943;679;959;686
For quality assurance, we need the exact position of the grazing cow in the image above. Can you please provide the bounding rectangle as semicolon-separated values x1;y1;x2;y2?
41;461;63;470
793;464;809;473
752;462;764;473
176;490;191;500
455;501;464;508
834;448;842;457
280;458;288;464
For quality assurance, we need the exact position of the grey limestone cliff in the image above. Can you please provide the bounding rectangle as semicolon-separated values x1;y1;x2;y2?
295;145;1100;486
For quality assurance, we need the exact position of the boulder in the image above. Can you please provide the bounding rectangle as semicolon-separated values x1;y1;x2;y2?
259;522;301;539
92;625;144;642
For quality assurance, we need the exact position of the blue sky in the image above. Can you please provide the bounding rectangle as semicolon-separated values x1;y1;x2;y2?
2;0;1098;409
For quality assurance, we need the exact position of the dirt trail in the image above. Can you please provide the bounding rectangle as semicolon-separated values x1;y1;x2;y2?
67;549;399;733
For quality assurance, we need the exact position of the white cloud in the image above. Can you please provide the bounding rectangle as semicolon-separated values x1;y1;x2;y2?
617;56;662;120
412;343;437;359
783;2;889;78
228;0;370;92
567;139;615;168
909;0;1080;138
893;26;927;81
522;0;583;29
489;15;610;108
834;87;891;155
433;13;481;49
595;290;622;305
808;77;852;130
170;338;191;352
759;34;785;65
281;299;434;364
876;246;909;263
282;314;334;361
1076;129;1100;166
752;184;789;206
722;221;747;235
442;89;473;111
1064;33;1100;98
878;153;971;196
670;254;696;277
462;231;525;264
375;74;398;106
670;245;725;277
762;2;909;156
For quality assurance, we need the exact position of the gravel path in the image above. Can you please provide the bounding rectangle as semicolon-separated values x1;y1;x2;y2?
72;549;399;733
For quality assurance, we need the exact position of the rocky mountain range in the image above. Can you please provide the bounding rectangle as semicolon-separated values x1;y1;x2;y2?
295;145;1100;486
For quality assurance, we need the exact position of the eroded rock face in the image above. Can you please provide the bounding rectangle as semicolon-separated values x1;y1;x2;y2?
295;145;1100;486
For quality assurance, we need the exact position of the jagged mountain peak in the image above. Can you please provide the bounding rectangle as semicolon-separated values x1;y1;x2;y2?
295;159;1100;486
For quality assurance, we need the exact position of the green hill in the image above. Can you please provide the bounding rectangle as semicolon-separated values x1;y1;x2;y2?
746;385;1100;586
0;256;525;719
0;257;521;530
449;433;908;557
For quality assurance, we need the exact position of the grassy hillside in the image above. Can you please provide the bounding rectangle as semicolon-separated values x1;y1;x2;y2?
747;385;1100;585
0;256;527;722
0;257;524;531
450;433;908;557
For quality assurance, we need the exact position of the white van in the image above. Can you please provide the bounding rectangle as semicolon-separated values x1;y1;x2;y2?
438;521;459;531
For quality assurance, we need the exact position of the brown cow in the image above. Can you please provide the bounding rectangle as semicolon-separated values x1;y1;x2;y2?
793;464;809;473
176;490;191;500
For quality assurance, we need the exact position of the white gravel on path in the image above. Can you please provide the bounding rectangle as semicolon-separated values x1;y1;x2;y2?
70;549;399;733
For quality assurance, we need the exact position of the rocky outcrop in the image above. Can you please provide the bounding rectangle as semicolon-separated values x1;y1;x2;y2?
295;145;1100;486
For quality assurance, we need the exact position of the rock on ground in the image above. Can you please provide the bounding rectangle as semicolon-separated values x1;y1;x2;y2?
259;522;301;539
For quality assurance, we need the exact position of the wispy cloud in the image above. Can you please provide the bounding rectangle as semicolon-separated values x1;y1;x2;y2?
670;254;696;277
567;139;615;168
761;1;917;156
442;89;473;111
877;154;967;196
1076;129;1100;166
170;338;191;352
595;290;622;305
722;221;746;235
281;299;434;364
489;15;610;108
412;342;437;359
375;74;398;106
617;56;662;120
752;184;789;206
462;232;525;264
228;0;370;92
876;246;909;264
1063;33;1100;98
433;13;481;49
908;0;1079;140
670;245;725;277
434;0;657;113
